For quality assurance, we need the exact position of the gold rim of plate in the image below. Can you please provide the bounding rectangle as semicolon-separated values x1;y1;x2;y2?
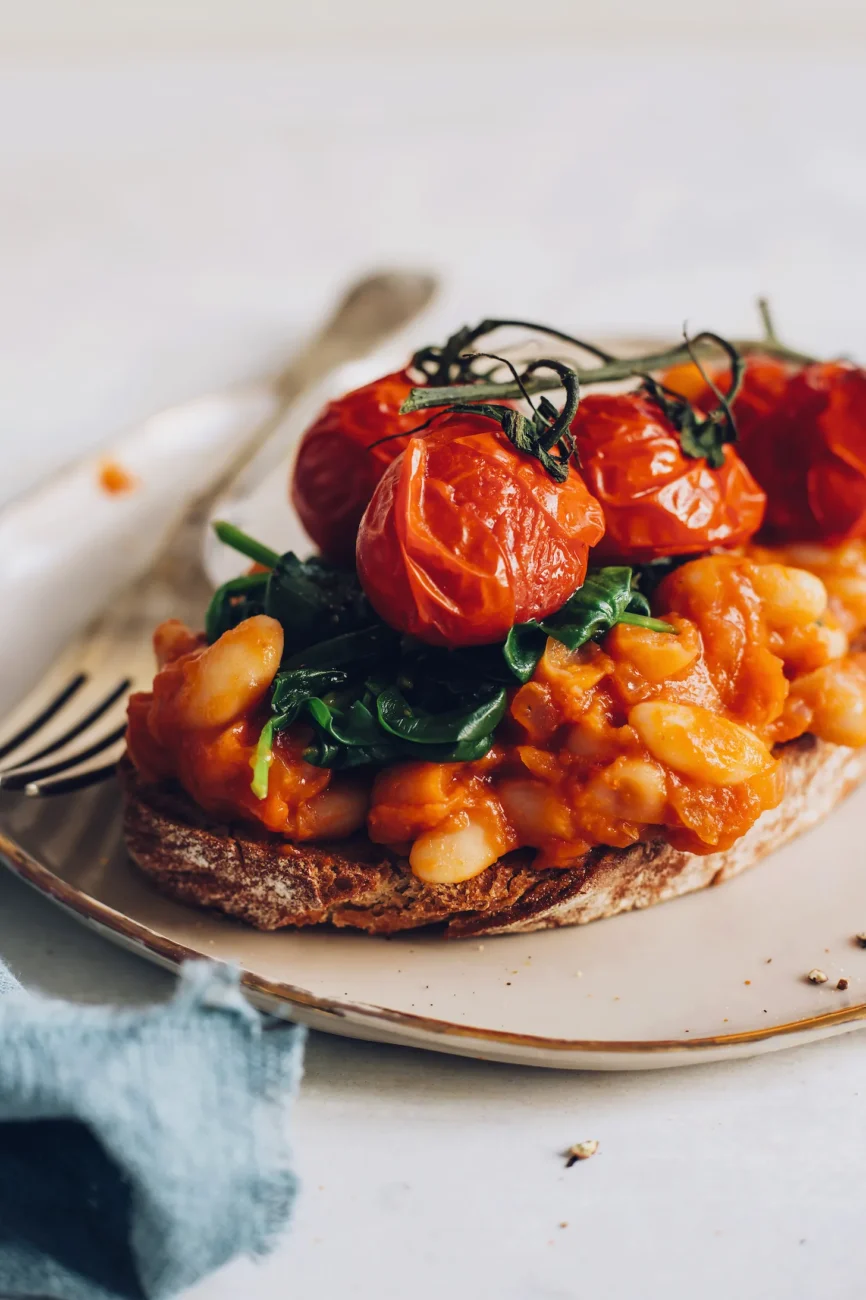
4;826;865;1056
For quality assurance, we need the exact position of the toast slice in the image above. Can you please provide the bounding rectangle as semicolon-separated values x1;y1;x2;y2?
120;734;866;938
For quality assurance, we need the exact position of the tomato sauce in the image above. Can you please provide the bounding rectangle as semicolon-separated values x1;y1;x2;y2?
127;550;866;883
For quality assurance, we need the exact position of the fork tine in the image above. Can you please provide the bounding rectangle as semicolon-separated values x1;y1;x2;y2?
0;674;88;762
0;722;128;791
25;761;120;797
0;678;132;773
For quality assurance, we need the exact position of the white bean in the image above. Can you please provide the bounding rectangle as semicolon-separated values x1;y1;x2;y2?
410;810;505;884
629;700;772;786
586;757;667;823
301;781;369;839
179;614;283;729
792;660;866;748
497;779;573;842
747;564;828;628
153;619;201;667
607;619;700;681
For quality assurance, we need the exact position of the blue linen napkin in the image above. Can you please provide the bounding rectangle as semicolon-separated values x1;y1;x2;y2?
0;958;306;1300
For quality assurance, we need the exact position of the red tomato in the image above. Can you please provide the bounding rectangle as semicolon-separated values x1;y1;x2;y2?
664;354;790;424
667;356;866;544
291;370;446;566
787;363;866;540
356;412;606;647
570;391;767;563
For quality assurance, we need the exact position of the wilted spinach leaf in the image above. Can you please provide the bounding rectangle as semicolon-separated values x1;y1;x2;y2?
271;667;349;719
204;573;269;643
283;624;400;673
376;686;507;746
504;567;676;682
541;567;639;647
265;552;378;657
307;696;384;747
502;622;550;683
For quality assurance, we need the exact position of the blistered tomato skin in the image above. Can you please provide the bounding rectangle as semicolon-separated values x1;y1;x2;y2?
290;370;445;566
665;354;790;425
570;392;766;562
355;412;606;647
667;356;866;546
754;363;866;544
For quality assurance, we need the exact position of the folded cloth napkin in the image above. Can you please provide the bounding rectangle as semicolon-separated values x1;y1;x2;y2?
0;958;306;1300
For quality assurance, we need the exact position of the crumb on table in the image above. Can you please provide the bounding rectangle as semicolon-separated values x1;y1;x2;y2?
564;1139;599;1167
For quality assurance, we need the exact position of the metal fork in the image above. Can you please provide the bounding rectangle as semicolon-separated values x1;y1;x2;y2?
0;270;437;796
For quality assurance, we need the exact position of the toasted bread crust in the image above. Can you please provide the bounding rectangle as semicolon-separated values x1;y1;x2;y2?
120;736;866;937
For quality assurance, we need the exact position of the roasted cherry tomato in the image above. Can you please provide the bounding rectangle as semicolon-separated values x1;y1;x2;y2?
356;411;606;647
570;391;767;563
664;354;790;425
666;356;866;544
291;370;446;566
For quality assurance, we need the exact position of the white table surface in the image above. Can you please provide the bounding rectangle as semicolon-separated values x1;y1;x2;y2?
2;42;866;1300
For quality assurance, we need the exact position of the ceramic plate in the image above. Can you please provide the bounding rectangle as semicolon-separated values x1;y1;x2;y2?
2;348;866;1070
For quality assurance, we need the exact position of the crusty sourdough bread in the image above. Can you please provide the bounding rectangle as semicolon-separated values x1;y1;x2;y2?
120;738;866;938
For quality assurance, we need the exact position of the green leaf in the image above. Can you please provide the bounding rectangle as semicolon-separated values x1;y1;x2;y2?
376;686;507;745
394;640;515;705
213;520;281;569
304;740;397;769
541;567;635;648
249;669;350;797
501;567;676;685
264;552;377;658
283;625;400;672
302;730;494;770
616;612;680;634
204;573;268;644
307;697;383;748
625;588;652;618
300;685;504;769
678;416;727;468
502;623;548;683
641;356;740;470
250;717;278;800
270;668;349;721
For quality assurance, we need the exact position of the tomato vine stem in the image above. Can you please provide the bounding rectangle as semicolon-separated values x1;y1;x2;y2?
418;355;583;483
411;317;616;385
403;335;816;414
617;612;678;634
212;520;280;569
